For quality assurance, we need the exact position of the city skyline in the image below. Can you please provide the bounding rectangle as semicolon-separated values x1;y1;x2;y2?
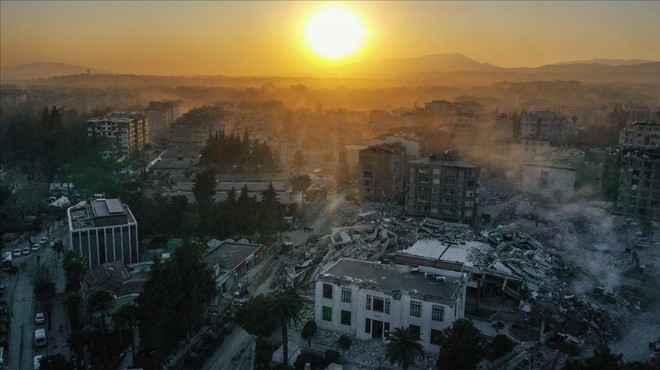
1;1;660;76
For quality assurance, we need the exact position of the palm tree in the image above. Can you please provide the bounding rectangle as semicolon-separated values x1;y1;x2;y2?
268;289;305;367
88;289;115;369
385;327;425;370
115;302;140;365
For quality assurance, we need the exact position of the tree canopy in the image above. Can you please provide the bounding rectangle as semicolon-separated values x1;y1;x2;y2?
385;326;425;370
435;319;486;370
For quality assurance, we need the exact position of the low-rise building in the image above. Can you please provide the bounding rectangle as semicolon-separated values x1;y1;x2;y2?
67;198;139;270
315;258;466;351
203;240;266;294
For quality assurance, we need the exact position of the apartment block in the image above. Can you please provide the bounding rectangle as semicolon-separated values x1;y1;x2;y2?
315;258;466;351
616;149;660;220
358;143;406;203
86;112;149;159
619;120;660;148
405;155;480;224
522;161;579;201
520;111;571;143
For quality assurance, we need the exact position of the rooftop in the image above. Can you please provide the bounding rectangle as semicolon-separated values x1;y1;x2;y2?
524;160;580;171
204;240;263;271
407;156;478;169
397;239;490;268
631;120;658;126
320;258;464;301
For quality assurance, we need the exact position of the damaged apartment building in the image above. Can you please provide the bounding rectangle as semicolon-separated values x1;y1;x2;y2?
616;148;660;220
358;143;406;203
405;154;480;225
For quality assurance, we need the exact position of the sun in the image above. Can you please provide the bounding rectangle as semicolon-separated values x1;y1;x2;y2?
304;8;366;60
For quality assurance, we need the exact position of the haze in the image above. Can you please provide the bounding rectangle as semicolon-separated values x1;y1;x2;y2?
2;1;659;76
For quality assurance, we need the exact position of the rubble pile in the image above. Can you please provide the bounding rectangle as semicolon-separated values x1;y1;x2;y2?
417;217;477;243
556;295;620;340
615;285;646;311
479;177;517;205
343;337;387;366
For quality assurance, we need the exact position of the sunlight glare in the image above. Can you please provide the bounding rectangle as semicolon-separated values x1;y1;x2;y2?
304;8;366;60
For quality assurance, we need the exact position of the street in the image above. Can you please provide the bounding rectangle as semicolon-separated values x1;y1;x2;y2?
5;220;70;370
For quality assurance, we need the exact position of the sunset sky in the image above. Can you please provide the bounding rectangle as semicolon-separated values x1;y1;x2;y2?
1;1;659;76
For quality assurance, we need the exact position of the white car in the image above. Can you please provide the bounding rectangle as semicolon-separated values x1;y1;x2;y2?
31;244;40;252
12;248;21;257
21;247;30;256
35;312;45;325
39;237;48;246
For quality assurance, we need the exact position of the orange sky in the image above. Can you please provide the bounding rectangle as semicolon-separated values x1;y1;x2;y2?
1;1;659;76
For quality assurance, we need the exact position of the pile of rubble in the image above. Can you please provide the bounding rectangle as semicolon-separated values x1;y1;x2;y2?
479;177;517;205
614;285;646;311
556;295;620;340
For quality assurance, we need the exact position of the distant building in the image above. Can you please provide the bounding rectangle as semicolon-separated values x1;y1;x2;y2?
520;111;571;142
578;149;608;194
315;258;466;351
359;143;407;203
522;161;579;201
405;155;480;224
616;148;660;220
491;114;514;141
374;134;421;159
86;112;149;159
67;199;139;270
619;121;660;148
144;101;180;141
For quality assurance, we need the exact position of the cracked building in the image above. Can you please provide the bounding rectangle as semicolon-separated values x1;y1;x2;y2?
358;143;406;203
404;155;480;224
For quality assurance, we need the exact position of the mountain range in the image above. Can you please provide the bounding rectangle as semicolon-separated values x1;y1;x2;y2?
1;54;659;85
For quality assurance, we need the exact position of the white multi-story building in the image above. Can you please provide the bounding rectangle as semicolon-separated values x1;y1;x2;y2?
619;120;660;148
315;258;466;351
87;112;149;159
67;198;139;270
520;111;571;142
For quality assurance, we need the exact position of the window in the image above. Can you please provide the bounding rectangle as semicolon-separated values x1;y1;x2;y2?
410;300;422;317
365;318;371;333
384;298;391;314
323;284;333;299
431;329;443;346
341;310;351;326
432;305;445;321
409;325;421;340
341;287;352;303
366;295;372;310
373;297;384;312
322;306;332;321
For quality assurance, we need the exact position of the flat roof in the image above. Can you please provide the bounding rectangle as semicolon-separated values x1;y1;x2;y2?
397;239;489;267
320;258;463;301
91;199;127;218
524;161;580;171
407;157;478;169
204;241;263;271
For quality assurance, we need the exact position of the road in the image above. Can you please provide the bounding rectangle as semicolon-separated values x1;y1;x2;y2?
5;220;70;370
201;327;253;370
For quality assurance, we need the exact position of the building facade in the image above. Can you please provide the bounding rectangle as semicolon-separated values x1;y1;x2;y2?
616;149;660;220
315;259;466;351
522;161;579;201
619;121;660;148
359;143;407;203
405;155;480;224
520;111;571;143
86;112;149;159
68;198;139;270
144;101;180;141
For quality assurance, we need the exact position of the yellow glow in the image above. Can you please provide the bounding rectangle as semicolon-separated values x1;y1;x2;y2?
304;8;365;60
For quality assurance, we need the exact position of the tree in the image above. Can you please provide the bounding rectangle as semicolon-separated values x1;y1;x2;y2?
385;327;425;370
301;320;317;346
35;354;74;370
88;289;115;369
292;150;305;173
269;289;305;367
487;334;514;360
63;250;87;293
192;169;216;206
235;294;277;338
258;183;285;239
435;319;485;370
33;267;56;330
52;239;64;259
115;302;140;365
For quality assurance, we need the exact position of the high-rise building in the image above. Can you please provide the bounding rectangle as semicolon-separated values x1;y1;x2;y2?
358;143;406;203
86;112;149;159
67;198;139;269
619;120;660;148
520;111;571;143
405;155;480;224
616;148;660;220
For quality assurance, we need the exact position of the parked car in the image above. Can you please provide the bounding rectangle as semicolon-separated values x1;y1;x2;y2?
35;312;45;325
39;237;48;246
12;249;21;258
21;247;30;256
34;328;47;347
31;244;40;252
